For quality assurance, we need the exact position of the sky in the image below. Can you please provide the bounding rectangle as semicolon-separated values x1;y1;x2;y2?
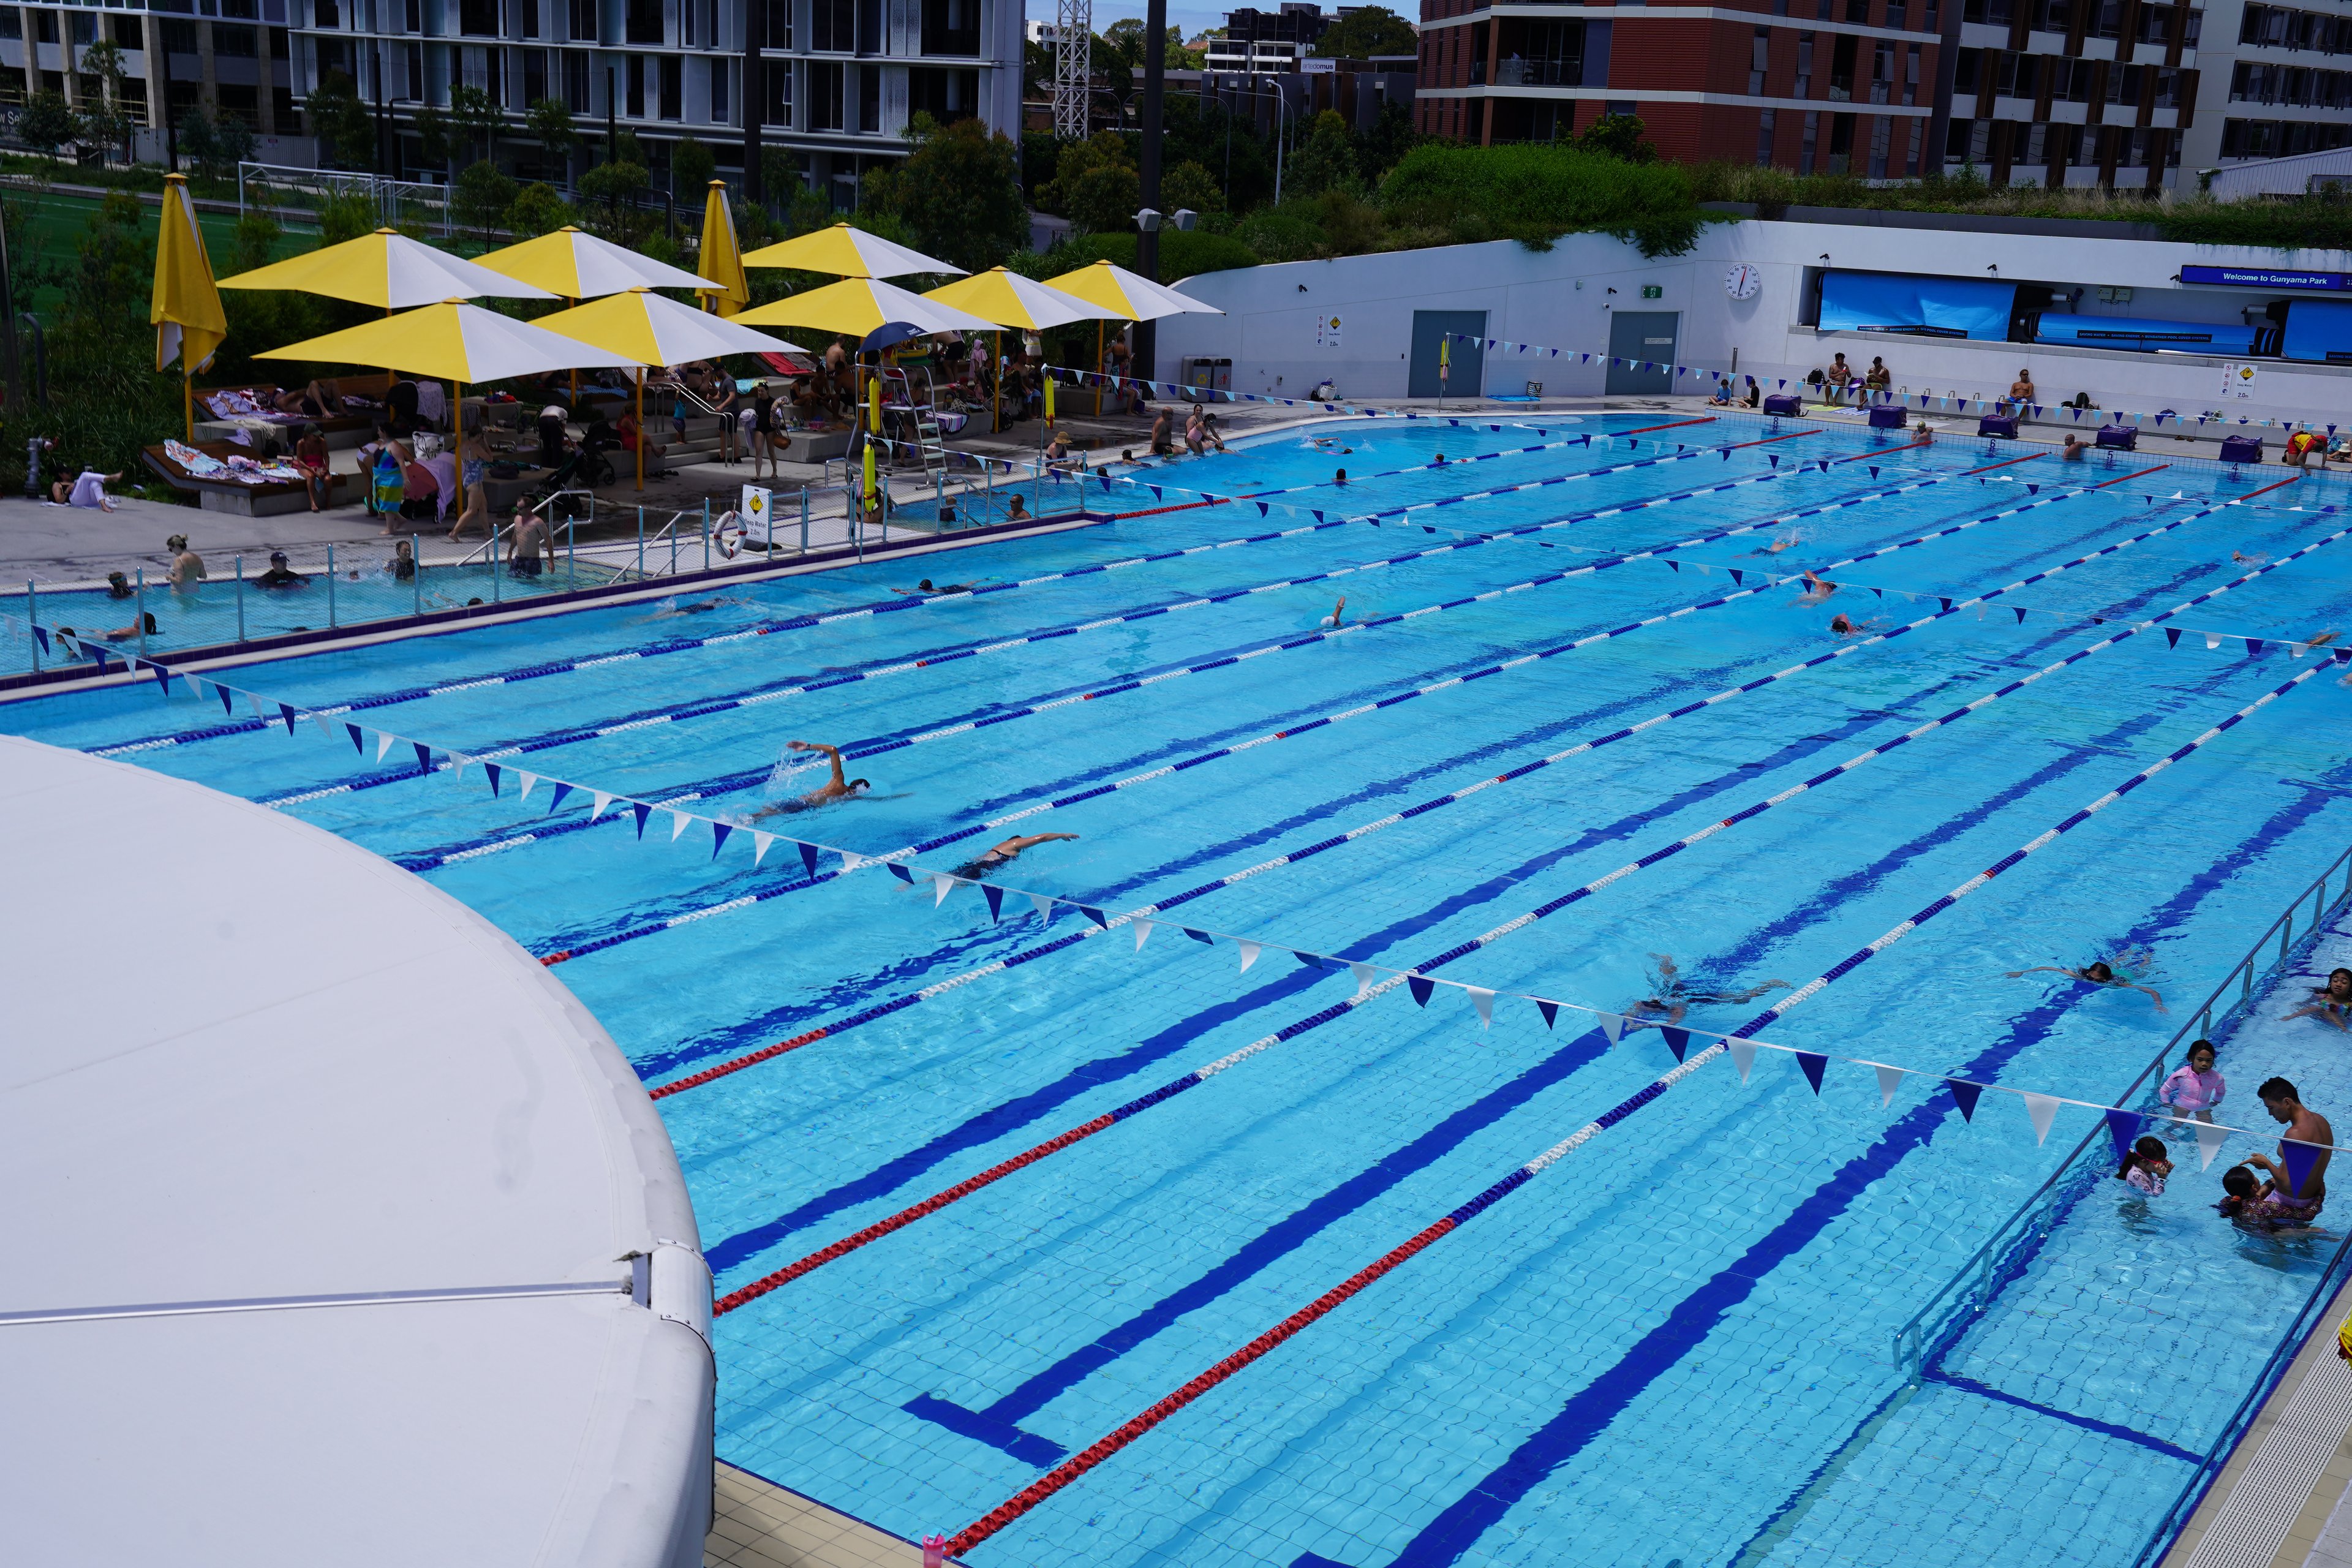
1036;0;1237;44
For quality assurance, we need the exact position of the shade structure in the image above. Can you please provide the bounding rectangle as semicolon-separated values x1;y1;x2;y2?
532;288;807;367
924;267;1113;331
734;276;997;340
1044;260;1222;323
219;228;557;309
472;225;714;300
697;183;750;318
739;221;965;279
257;300;641;382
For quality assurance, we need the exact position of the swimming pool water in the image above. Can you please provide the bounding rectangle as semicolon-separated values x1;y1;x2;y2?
13;410;2352;1568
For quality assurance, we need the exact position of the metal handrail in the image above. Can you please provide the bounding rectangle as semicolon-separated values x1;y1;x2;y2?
1891;835;2352;1381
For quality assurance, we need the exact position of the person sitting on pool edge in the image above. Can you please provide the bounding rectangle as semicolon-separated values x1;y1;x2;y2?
747;740;869;819
2244;1077;2332;1228
949;832;1079;880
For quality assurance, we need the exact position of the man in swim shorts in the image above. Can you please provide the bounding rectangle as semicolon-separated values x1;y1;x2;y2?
2246;1077;2333;1226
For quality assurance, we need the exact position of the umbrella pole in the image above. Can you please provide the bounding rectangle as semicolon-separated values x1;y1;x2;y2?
455;385;466;514
1094;320;1103;418
183;371;193;443
635;370;644;492
993;330;1001;435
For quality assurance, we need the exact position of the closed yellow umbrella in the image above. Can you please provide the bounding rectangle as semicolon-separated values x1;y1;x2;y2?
739;221;966;279
698;182;750;318
151;172;225;442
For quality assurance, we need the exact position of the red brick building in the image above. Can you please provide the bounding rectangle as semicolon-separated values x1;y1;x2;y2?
1414;0;1949;176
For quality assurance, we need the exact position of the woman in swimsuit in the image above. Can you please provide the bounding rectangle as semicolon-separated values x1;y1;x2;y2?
948;832;1079;881
2283;967;2352;1031
1629;953;1790;1026
2007;948;2165;1011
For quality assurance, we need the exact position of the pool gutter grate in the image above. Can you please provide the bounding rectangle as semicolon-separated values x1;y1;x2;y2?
2185;1346;2352;1567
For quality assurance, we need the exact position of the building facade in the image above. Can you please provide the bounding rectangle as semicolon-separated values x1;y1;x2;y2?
0;0;1021;200
1942;0;2202;188
1206;2;1341;73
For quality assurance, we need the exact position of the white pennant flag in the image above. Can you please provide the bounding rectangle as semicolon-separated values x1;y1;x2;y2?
2205;633;2222;650
670;810;692;842
1133;918;1153;951
1237;940;1261;973
1727;1038;1758;1084
1028;892;1054;922
592;792;614;820
2195;1119;2230;1170
450;754;470;785
933;874;957;907
1598;1012;1626;1045
312;713;336;741
2022;1092;2060;1146
2294;641;2308;658
1875;1065;1905;1107
840;851;866;874
376;731;396;762
752;832;774;867
186;676;206;704
249;692;267;721
1467;987;1495;1028
517;772;537;804
1350;962;1374;1001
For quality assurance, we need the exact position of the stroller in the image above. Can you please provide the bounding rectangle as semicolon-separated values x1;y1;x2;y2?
529;444;613;519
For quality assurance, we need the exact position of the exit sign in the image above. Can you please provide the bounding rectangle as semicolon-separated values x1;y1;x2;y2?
1642;285;1663;298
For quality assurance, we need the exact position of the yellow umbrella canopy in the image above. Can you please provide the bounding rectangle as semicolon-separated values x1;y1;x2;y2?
472;225;713;300
924;267;1114;331
219;228;556;309
698;182;751;318
258;300;641;383
532;288;805;366
734;276;997;340
739;221;965;279
1043;259;1222;323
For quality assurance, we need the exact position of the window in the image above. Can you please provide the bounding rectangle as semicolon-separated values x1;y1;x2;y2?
1870;40;1891;102
521;0;539;38
1750;27;1769;94
405;0;423;32
809;58;843;127
764;0;791;47
626;53;643;115
566;47;590;105
1903;42;1920;102
568;0;597;42
1828;32;1856;98
1954;47;1980;90
1757;105;1777;163
1887;0;1909;26
404;40;424;99
1800;108;1819;171
1869;113;1891;175
460;0;496;34
1905;117;1921;174
858;61;878;130
707;56;726;119
626;0;661;44
812;0;853;51
921;0;979;55
769;56;792;124
315;0;341;24
1845;0;1868;20
908;63;978;119
214;24;258;56
1827;108;1855;172
524;47;546;101
659;53;679;119
1795;31;1814;96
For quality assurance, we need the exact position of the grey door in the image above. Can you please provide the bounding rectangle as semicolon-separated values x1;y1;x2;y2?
1605;311;1680;394
1409;310;1486;399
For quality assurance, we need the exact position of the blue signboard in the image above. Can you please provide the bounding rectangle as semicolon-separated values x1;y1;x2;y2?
2179;265;2352;291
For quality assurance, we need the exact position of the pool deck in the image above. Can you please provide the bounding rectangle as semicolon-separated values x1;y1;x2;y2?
704;1462;931;1568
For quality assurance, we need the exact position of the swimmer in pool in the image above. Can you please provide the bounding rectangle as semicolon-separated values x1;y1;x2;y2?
1334;468;1348;486
2233;549;2269;565
747;741;870;818
2304;628;2339;653
1743;530;1803;557
1629;952;1791;1027
2006;948;2166;1011
1431;452;1446;466
2283;967;2352;1031
948;832;1079;880
893;577;983;595
634;595;752;621
1790;570;1838;606
1322;596;1346;629
1829;612;1886;636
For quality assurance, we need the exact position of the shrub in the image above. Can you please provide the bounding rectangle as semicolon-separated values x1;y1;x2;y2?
1379;141;1706;257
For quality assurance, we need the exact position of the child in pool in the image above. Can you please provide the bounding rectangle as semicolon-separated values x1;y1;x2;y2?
2119;1136;2173;1196
2217;1164;2261;1221
2160;1040;2226;1123
2283;967;2352;1031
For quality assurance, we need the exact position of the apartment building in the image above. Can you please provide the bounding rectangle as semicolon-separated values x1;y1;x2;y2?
2192;0;2351;165
1942;0;2202;188
1205;2;1342;73
0;0;1019;199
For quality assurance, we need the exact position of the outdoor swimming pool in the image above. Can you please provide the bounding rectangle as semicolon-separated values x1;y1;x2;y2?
13;409;2352;1568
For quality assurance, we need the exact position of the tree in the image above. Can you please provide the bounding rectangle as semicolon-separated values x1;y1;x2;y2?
503;180;574;236
178;107;254;180
527;96;579;183
671;134;716;198
1041;130;1140;233
859;115;1027;272
74;40;132;158
307;70;377;168
454;158;518;241
1312;6;1417;58
1284;110;1360;200
448;83;502;165
1161;159;1224;217
578;159;649;243
17;90;75;157
411;102;453;169
1572;111;1657;164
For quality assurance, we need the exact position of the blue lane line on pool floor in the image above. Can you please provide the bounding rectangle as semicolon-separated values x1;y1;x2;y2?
1923;1371;2203;1465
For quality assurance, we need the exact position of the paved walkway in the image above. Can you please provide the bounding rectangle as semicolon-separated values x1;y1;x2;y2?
705;1461;928;1568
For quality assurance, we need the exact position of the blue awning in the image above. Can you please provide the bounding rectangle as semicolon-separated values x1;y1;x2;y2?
2034;314;2259;353
1818;271;2018;341
2283;300;2352;364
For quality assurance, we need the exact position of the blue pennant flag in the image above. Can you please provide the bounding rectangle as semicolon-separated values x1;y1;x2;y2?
1768;456;1781;469
1950;1079;1985;1121
1796;1052;1829;1094
1869;467;1880;478
413;742;433;773
1728;568;1744;586
2165;627;2181;647
1536;1000;1558;1030
1871;587;1882;598
2245;638;2265;657
981;883;1005;921
2014;608;2029;624
1667;559;1680;573
484;763;502;796
631;802;652;838
2283;1138;2325;1199
279;703;298;736
2026;484;2039;495
2105;1108;2147;1166
887;861;915;884
151;663;173;696
1312;511;1325;522
548;782;573;815
798;840;820;879
1257;503;1268;516
1148;486;1161;500
346;723;365;754
1079;905;1109;929
30;624;48;655
710;822;731;859
1184;927;1215;945
1408;974;1436;1006
1939;597;1955;613
1661;1027;1691;1061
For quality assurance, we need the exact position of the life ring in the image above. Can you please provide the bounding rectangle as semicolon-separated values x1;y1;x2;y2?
712;510;745;558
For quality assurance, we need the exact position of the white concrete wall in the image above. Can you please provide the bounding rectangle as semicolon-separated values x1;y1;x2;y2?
1156;219;2352;426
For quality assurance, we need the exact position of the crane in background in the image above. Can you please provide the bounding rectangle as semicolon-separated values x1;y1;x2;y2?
1052;0;1092;139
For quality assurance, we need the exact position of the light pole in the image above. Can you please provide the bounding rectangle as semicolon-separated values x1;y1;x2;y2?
1133;0;1167;380
1211;76;1292;209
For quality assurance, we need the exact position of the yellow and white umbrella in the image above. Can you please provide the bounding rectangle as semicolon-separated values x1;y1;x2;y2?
473;225;714;300
925;267;1115;431
698;181;751;318
740;221;965;279
735;276;997;341
532;288;807;490
1044;259;1222;323
221;228;556;309
260;301;641;507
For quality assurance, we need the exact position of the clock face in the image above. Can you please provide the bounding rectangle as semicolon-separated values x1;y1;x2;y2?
1725;263;1762;300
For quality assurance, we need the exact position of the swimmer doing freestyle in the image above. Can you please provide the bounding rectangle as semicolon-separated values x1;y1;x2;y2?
2006;946;2166;1010
948;832;1079;880
747;741;870;818
1629;952;1791;1027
